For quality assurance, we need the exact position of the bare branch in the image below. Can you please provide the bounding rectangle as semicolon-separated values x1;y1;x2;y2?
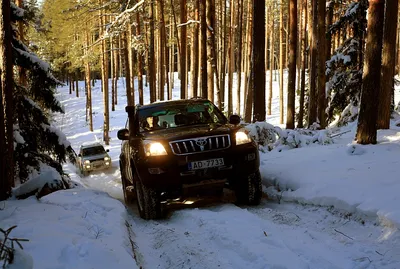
334;229;354;240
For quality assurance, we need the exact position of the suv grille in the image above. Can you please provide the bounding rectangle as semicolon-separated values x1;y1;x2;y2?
90;158;104;162
169;135;231;155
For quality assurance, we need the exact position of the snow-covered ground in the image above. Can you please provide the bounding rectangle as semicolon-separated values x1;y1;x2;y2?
2;72;400;268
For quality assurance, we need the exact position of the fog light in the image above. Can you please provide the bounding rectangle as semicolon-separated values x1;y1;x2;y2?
148;168;164;174
246;153;256;161
85;165;91;169
105;162;110;166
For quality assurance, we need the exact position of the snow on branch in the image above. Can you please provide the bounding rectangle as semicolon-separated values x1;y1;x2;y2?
11;2;25;20
105;0;144;36
177;20;200;27
12;39;61;84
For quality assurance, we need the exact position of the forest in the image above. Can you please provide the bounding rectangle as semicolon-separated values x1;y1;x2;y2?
0;0;398;198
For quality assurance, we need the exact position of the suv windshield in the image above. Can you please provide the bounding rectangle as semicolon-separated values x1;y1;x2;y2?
138;101;227;132
82;146;105;156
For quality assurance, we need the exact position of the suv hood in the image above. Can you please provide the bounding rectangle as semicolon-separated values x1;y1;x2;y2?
142;124;240;142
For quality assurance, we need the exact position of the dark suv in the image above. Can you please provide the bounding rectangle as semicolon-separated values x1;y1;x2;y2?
117;98;262;219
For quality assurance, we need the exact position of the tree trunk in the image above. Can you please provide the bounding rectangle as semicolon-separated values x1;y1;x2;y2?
149;0;157;103
128;23;136;104
0;0;14;199
252;0;266;122
398;22;400;77
191;0;200;98
244;0;253;122
169;14;174;100
200;0;208;98
220;0;228;106
268;12;274;116
180;0;188;99
317;0;327;129
326;2;333;63
75;70;79;98
206;0;215;102
279;1;284;124
227;0;235;114
286;0;297;129
136;12;144;105
123;31;133;106
113;37;119;106
69;76;72;94
236;0;244;115
85;25;93;131
110;36;115;111
298;0;307;128
100;9;110;145
308;0;318;127
158;0;166;101
378;0;398;129
356;0;385;144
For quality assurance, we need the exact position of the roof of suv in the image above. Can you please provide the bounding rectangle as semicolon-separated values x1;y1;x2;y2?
80;142;104;149
137;98;210;111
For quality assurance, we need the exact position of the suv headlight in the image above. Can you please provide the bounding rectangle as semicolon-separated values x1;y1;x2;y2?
104;156;110;161
236;129;252;145
144;141;168;156
84;160;91;165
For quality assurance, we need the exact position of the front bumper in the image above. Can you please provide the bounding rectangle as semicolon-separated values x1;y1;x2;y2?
82;160;112;172
136;143;259;193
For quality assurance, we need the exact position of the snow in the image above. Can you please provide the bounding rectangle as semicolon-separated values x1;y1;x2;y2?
261;121;400;229
12;164;62;198
3;70;400;268
0;189;138;269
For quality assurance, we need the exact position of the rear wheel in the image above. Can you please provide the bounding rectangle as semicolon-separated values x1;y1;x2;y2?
235;170;262;205
120;160;135;205
135;179;163;220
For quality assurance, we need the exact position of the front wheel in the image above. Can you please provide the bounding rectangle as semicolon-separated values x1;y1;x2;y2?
235;170;262;205
135;179;163;220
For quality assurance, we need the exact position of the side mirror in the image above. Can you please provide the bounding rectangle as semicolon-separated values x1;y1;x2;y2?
117;129;130;140
106;149;110;152
78;154;82;157
229;114;241;125
125;106;135;116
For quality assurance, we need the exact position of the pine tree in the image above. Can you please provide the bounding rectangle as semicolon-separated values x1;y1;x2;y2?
11;2;75;184
326;1;368;126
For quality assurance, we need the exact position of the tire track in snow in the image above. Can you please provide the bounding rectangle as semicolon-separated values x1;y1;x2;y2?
126;194;400;269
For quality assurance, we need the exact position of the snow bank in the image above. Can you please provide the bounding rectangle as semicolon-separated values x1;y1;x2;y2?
261;124;400;228
245;121;332;152
0;189;138;269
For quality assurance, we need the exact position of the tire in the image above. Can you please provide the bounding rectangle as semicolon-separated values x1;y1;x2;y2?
135;179;163;220
120;160;135;205
81;167;89;177
235;170;262;205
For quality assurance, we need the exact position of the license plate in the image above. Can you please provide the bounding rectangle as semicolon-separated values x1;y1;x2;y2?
188;158;224;170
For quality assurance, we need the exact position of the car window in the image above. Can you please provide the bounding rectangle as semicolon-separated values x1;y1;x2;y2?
82;146;106;156
138;102;227;133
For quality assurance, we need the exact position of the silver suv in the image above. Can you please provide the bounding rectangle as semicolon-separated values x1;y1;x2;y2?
78;142;112;176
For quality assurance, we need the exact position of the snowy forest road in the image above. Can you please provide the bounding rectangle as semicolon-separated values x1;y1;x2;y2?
124;193;399;269
61;162;400;269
